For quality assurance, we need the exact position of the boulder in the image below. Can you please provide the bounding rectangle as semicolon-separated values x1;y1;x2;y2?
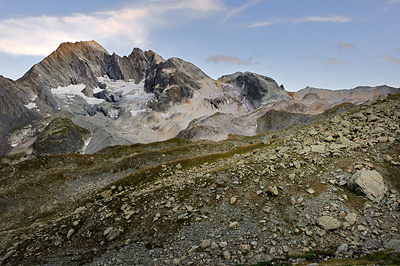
311;145;325;153
347;169;387;202
317;216;341;230
385;239;400;253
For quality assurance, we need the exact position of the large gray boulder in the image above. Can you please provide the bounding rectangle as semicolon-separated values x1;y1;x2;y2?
347;169;387;202
317;216;341;230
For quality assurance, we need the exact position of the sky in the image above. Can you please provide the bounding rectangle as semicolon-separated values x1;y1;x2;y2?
0;0;399;91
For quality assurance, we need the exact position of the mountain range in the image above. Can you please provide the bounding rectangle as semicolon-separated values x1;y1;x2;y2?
1;41;400;265
0;40;399;156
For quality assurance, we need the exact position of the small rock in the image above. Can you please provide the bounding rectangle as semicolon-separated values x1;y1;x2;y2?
345;212;357;225
336;243;348;255
223;250;231;260
283;245;290;253
367;114;379;122
311;145;325;153
385;154;393;161
230;197;237;205
211;242;219;249
267;186;279;196
219;241;228;248
240;244;251;252
269;247;276;254
100;190;112;198
67;229;75;239
200;239;211;249
307;188;315;194
297;197;304;204
104;227;113;236
229;221;239;229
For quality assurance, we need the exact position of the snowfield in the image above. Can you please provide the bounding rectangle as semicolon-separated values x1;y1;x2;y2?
51;84;105;105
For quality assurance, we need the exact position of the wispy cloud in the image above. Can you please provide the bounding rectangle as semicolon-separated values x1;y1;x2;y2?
383;0;400;11
0;0;224;56
248;15;351;28
206;54;250;65
223;0;263;22
379;54;400;64
337;40;358;51
327;58;345;65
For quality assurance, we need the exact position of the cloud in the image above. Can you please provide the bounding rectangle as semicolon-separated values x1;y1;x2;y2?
327;58;345;65
379;54;400;64
0;0;224;56
383;0;400;11
248;15;351;28
206;54;250;65
223;0;263;22
337;40;358;51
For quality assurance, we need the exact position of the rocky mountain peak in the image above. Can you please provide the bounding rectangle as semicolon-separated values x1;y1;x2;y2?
54;40;109;56
218;71;290;110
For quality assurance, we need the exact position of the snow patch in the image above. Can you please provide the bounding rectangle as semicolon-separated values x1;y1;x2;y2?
162;68;176;74
160;112;172;118
51;84;105;105
83;135;92;154
24;102;37;110
24;96;38;109
93;87;103;94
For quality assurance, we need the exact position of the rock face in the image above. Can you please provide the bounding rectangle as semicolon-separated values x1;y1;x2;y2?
144;57;212;111
0;76;41;154
18;41;163;100
32;117;91;155
347;169;387;202
218;72;290;110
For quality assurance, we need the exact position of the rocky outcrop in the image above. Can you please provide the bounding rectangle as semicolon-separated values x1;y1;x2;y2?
144;57;213;111
218;72;290;110
32;117;91;155
347;169;387;202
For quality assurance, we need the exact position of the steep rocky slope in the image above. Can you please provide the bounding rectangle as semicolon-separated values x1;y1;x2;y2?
0;93;399;265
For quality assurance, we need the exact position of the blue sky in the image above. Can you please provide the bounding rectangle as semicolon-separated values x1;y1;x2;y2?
0;0;399;91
